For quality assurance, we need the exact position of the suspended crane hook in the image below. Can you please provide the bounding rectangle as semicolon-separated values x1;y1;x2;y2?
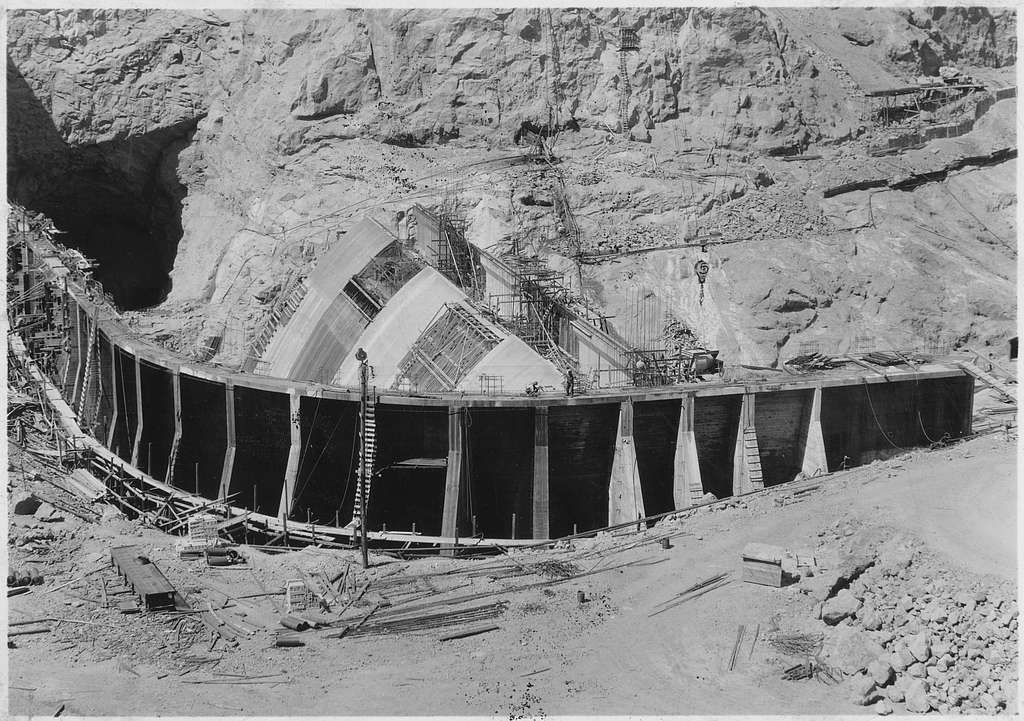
694;259;710;305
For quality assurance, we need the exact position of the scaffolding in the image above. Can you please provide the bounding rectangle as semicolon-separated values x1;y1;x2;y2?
478;374;504;395
353;241;423;307
394;303;501;392
551;180;582;257
865;82;984;128
626;348;723;386
618;25;639;134
488;248;570;360
430;189;482;302
624;285;666;352
7;221;70;376
240;269;309;372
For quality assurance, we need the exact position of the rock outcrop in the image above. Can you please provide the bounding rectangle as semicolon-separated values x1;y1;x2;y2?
6;7;1018;366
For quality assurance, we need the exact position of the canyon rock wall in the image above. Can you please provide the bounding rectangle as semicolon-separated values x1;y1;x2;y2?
7;7;1018;366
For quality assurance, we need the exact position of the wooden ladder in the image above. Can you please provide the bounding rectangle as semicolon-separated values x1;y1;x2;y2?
77;320;97;420
958;361;1016;404
245;276;310;371
351;395;378;524
618;50;631;135
742;427;764;490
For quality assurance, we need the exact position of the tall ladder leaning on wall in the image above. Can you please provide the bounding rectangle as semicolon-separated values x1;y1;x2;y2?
350;390;378;525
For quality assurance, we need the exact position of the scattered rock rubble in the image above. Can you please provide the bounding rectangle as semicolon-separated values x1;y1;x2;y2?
797;528;1017;715
704;187;836;241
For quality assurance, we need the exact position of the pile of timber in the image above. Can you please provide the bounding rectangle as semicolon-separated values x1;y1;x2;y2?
342;601;508;638
783;353;841;372
860;350;909;367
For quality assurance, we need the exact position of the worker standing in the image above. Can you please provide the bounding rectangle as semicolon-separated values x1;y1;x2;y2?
564;369;575;397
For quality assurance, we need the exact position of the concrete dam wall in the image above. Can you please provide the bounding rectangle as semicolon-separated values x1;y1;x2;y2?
17;233;975;544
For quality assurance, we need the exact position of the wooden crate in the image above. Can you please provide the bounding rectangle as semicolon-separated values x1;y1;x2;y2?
742;559;783;587
741;542;784;587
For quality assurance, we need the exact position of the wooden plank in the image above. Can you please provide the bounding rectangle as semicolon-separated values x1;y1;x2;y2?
438;624;499;642
110;546;176;610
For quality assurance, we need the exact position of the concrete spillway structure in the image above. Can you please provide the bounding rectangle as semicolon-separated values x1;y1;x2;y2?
12;230;976;546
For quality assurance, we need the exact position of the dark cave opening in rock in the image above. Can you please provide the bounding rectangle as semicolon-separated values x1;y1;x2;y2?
7;55;197;310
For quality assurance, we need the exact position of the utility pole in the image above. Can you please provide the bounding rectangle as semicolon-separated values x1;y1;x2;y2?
356;347;369;569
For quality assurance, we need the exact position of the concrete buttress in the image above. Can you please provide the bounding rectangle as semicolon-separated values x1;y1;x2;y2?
166;367;182;485
106;338;119;449
732;392;764;495
130;355;144;469
440;406;465;553
278;390;303;518
218;381;236;501
800;385;828;476
68;305;85;405
674;394;703;507
608;400;645;525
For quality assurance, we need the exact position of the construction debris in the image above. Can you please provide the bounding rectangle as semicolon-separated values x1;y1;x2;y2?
109;546;177;611
341;601;508;639
768;632;825;657
438;624;500;642
728;624;746;671
649;573;731;617
784;353;842;372
279;615;311;632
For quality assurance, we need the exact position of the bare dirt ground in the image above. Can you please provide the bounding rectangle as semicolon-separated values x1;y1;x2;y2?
6;389;1017;717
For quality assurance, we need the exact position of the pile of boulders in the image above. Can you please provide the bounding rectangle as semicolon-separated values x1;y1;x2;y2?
705;187;835;241
587;222;679;255
800;535;1017;715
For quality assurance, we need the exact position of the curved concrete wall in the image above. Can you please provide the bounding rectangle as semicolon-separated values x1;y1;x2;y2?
261;217;394;380
19;235;976;541
332;267;465;387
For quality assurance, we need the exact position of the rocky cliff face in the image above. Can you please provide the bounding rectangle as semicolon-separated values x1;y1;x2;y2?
7;7;1018;365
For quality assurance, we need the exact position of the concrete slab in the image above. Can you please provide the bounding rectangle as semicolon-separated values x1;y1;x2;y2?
457;335;563;394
